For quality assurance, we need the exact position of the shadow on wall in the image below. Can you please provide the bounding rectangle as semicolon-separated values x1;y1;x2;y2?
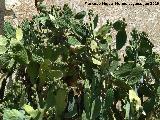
0;0;5;35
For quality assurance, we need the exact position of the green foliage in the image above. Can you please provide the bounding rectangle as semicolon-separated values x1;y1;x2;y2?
3;109;28;120
74;11;86;19
54;89;68;120
113;19;127;50
0;36;8;54
23;104;39;119
113;19;127;31
116;30;127;50
105;88;114;109
0;2;160;120
3;21;16;39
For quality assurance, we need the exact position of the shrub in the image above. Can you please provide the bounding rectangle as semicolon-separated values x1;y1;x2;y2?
0;2;160;120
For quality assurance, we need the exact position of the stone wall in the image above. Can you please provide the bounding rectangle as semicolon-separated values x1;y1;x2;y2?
0;0;160;53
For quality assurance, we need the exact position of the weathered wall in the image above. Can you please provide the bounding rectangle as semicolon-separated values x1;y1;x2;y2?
1;0;160;52
0;0;5;34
